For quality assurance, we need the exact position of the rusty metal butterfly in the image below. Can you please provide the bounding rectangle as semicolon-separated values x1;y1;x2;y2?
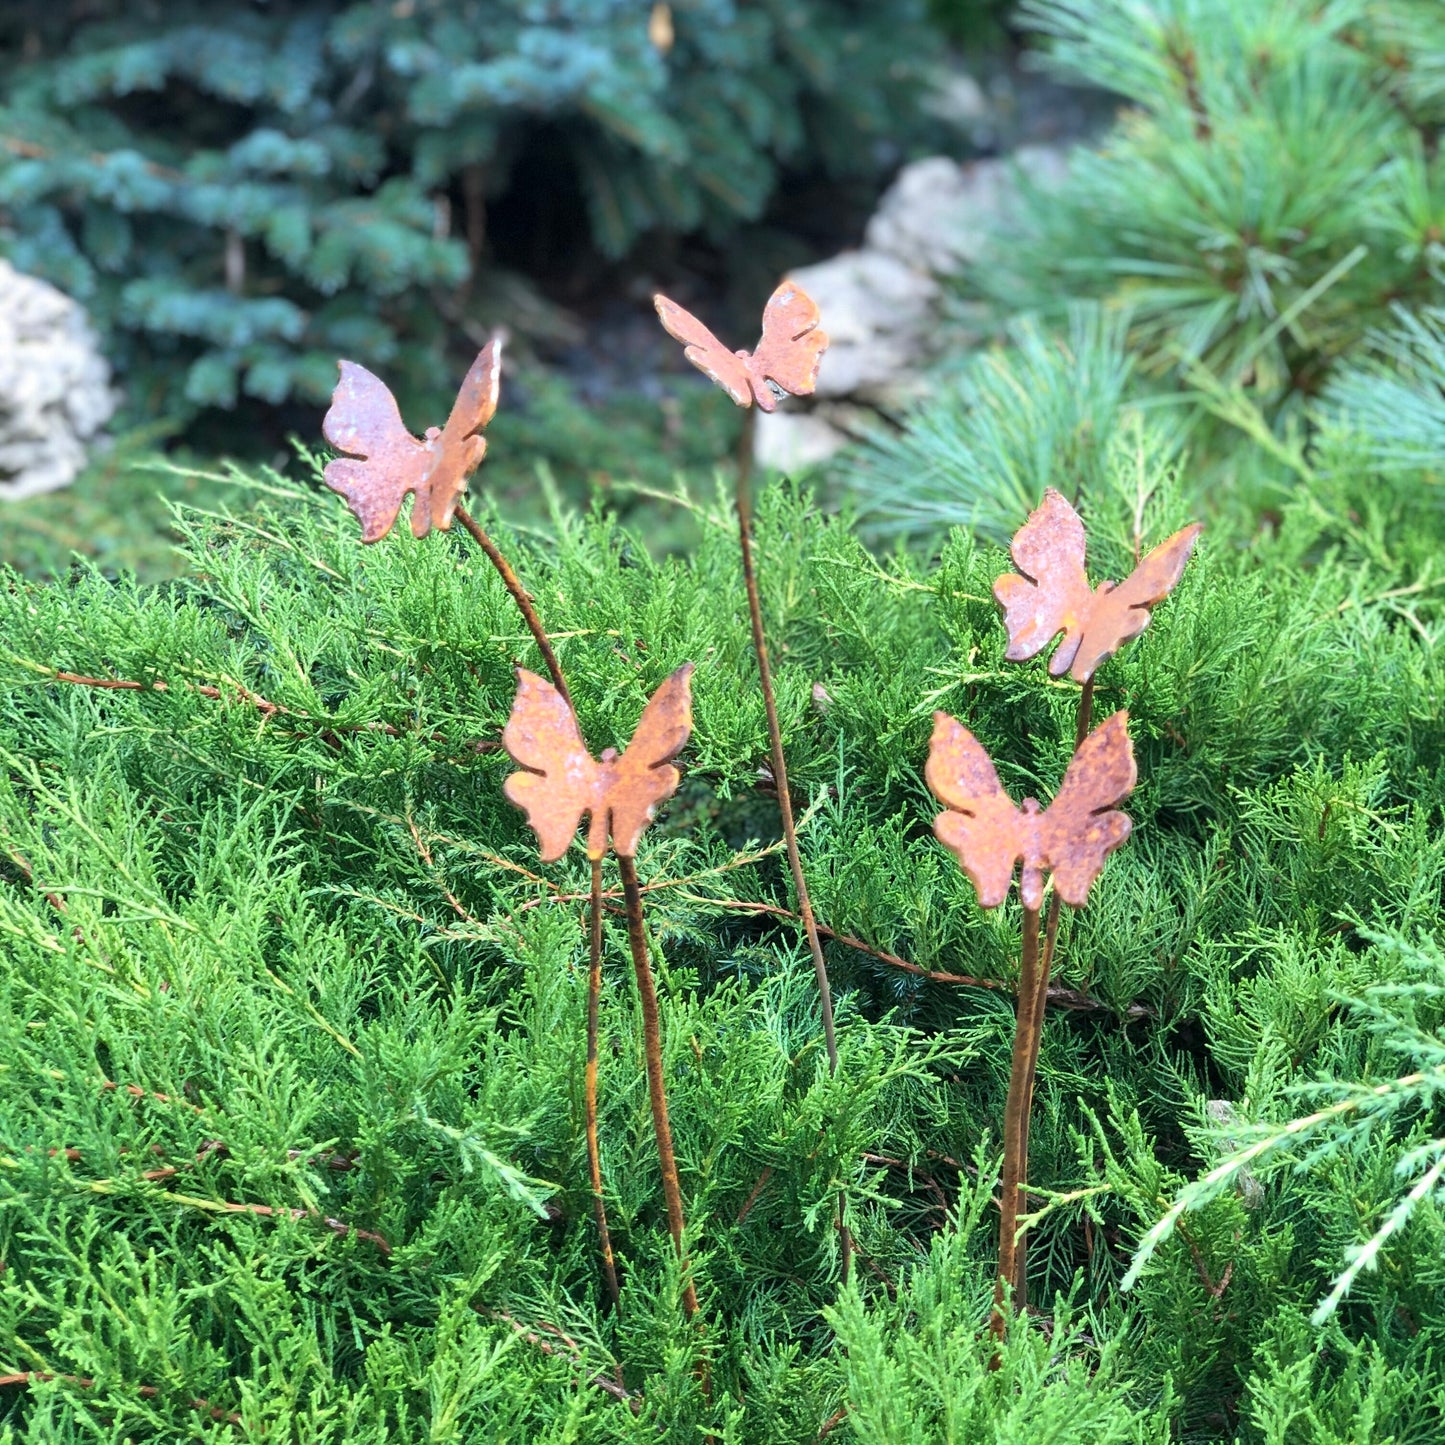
653;281;827;411
994;489;1201;684
322;339;502;542
502;665;694;862
926;709;1137;911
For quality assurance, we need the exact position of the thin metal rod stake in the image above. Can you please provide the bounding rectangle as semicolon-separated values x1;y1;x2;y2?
586;855;623;1318
1015;677;1096;1294
454;504;573;712
617;853;700;1319
735;432;850;1284
994;902;1043;1338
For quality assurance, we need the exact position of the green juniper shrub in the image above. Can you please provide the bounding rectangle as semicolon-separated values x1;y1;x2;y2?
1;424;1444;1437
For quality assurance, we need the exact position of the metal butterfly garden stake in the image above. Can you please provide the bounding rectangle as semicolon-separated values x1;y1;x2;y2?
322;338;573;711
927;709;1136;1335
936;487;1200;1335
503;663;701;1321
652;281;851;1274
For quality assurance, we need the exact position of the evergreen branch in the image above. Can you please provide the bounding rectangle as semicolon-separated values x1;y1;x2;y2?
681;894;1146;1016
0;1371;241;1426
1311;1149;1445;1324
480;1309;636;1410
9;658;501;754
509;833;793;915
1123;1066;1443;1290
80;1178;392;1253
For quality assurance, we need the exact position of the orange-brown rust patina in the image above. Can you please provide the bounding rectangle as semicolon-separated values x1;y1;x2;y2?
994;488;1201;684
322;339;502;541
653;280;827;411
502;664;694;861
926;708;1138;911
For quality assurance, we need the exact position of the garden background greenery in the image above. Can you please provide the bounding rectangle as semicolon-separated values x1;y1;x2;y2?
4;1;1445;1440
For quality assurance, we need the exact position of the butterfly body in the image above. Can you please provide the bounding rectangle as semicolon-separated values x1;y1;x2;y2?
926;709;1136;911
654;282;827;412
993;488;1201;683
322;341;501;542
503;665;694;862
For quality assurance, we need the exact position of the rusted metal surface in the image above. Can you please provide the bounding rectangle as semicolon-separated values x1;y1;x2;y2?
994;488;1202;683
502;664;694;861
653;281;827;412
925;708;1137;911
322;339;502;541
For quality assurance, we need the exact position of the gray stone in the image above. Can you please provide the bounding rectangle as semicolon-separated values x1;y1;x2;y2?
786;249;938;401
0;260;115;501
753;403;876;475
755;146;1069;470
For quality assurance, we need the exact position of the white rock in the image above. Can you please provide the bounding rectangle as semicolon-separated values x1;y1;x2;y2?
756;146;1070;471
866;148;1070;276
753;404;869;475
0;260;116;501
786;249;938;401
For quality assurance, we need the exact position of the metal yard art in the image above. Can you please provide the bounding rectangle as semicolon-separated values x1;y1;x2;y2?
309;281;1201;1372
653;282;828;412
926;709;1137;1332
993;487;1202;684
321;338;573;710
652;279;853;1275
936;483;1201;1336
503;663;701;1323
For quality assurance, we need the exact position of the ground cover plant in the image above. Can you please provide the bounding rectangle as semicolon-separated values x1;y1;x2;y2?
4;1;1445;1438
3;384;1445;1436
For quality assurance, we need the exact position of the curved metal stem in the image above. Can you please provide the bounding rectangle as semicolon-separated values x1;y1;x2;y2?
454;504;572;712
586;855;623;1317
617;853;700;1319
993;902;1043;1339
735;435;850;1283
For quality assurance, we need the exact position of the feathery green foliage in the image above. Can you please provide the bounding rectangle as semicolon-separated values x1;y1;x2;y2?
977;0;1445;408
2;427;1444;1435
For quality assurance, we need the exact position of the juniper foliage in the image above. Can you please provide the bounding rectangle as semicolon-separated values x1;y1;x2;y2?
1;425;1443;1437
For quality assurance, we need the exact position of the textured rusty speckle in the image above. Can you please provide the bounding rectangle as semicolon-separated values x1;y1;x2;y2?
653;281;827;412
503;665;694;861
322;339;502;542
926;709;1137;911
994;488;1202;683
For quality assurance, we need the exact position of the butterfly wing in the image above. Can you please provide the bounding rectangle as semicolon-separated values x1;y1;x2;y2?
322;361;431;543
605;664;695;858
502;668;602;863
1067;523;1203;683
1037;709;1136;907
992;488;1095;677
925;712;1028;908
428;339;502;534
654;294;753;408
746;281;828;413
